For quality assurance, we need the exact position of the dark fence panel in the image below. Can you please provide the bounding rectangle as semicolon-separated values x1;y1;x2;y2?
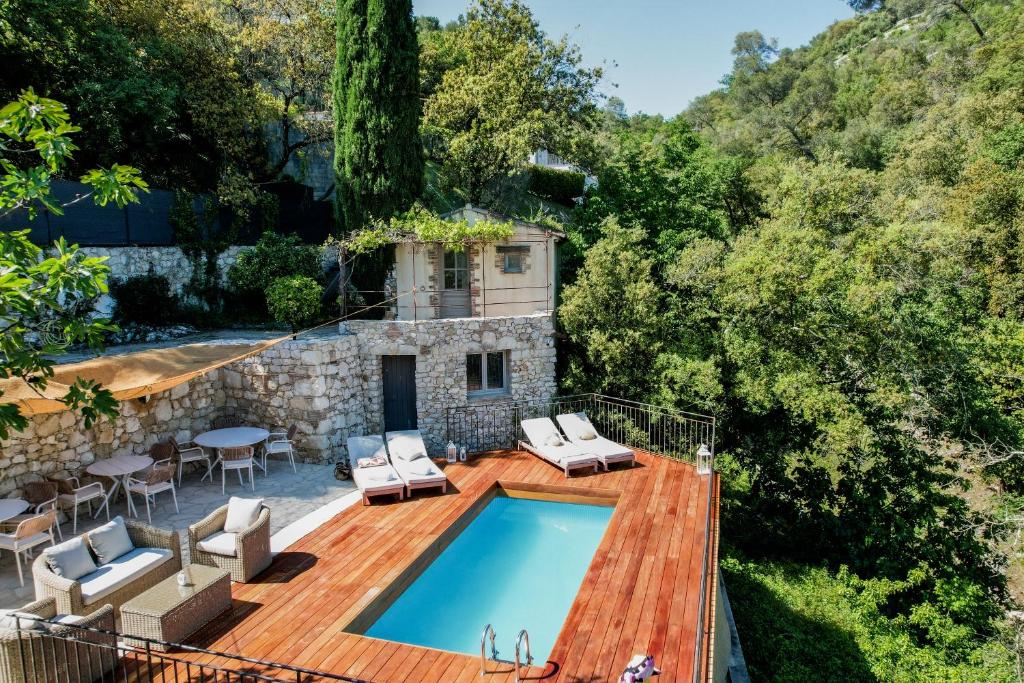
0;180;334;246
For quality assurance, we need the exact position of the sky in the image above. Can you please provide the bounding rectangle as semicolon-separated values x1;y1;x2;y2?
411;0;856;118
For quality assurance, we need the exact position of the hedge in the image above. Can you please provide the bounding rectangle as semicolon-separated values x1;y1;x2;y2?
527;164;585;205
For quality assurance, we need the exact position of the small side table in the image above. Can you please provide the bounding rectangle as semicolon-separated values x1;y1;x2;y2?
120;565;231;651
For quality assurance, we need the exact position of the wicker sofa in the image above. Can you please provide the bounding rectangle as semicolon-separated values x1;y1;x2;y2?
32;521;181;618
0;597;116;683
188;504;271;583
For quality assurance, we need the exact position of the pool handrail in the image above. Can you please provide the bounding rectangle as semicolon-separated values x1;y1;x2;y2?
480;623;498;676
514;628;533;682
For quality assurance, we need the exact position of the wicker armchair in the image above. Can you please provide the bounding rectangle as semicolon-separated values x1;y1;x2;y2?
188;504;270;583
0;597;116;683
32;521;181;618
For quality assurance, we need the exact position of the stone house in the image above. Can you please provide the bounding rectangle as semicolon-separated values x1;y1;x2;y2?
393;204;561;320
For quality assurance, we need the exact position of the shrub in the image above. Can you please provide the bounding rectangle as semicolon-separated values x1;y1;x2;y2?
109;273;180;327
227;231;323;296
527;165;585;205
266;276;323;332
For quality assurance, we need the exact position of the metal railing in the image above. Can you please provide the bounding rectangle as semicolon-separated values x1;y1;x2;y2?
445;393;715;465
12;615;365;683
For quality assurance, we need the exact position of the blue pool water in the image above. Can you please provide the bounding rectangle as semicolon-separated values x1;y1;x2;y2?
363;495;614;662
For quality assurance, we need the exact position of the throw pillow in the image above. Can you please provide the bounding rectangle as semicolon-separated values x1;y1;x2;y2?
578;428;598;441
545;433;563;447
87;516;134;564
0;610;45;631
357;455;387;468
224;497;264;533
43;537;97;581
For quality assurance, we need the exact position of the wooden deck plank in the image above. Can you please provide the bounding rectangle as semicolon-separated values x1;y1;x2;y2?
165;448;717;682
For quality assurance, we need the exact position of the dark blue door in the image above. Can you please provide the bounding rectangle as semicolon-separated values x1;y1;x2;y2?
382;355;417;431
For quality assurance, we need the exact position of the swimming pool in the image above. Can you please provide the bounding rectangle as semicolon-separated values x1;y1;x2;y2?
362;493;614;662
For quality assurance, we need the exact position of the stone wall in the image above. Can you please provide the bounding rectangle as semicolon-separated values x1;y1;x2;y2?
344;312;557;453
88;246;244;294
0;375;222;497
221;336;369;465
0;313;557;497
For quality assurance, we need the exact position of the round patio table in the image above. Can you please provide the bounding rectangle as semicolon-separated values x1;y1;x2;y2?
0;499;29;523
87;455;154;516
193;427;270;450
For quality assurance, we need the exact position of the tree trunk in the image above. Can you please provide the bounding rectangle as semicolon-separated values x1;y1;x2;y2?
950;1;985;39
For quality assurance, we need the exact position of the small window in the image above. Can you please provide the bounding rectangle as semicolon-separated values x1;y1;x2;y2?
444;249;469;289
466;351;509;395
503;252;524;274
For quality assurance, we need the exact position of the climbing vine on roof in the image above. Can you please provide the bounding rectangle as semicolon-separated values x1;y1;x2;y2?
343;205;515;255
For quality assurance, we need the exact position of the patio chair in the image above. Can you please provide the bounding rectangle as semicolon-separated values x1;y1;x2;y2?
262;424;298;473
48;476;109;535
219;446;256;495
211;416;241;430
385;430;448;498
125;464;178;525
0;597;116;683
169;435;214;485
188;500;271;582
556;411;636;470
346;436;404;505
519;417;599;477
3;481;62;541
0;511;57;586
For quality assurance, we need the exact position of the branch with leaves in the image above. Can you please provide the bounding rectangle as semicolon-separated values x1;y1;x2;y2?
0;91;147;438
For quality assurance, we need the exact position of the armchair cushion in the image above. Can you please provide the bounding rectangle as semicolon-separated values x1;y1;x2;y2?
79;547;173;606
224;497;263;533
196;531;237;557
0;611;46;631
87;516;134;564
42;537;97;580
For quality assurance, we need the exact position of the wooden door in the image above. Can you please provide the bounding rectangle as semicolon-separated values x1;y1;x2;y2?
382;355;417;432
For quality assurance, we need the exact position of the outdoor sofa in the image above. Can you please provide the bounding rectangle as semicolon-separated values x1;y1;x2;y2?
32;517;181;618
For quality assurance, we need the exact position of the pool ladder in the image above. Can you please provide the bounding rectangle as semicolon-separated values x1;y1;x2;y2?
479;625;533;681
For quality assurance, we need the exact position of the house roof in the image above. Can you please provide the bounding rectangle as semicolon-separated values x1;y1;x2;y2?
440;204;566;239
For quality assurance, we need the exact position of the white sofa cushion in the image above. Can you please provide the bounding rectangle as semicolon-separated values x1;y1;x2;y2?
196;531;237;557
87;516;134;564
224;497;263;533
79;547;173;606
0;610;46;631
43;537;97;581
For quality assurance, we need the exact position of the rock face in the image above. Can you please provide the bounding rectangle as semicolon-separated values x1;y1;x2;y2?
2;313;556;499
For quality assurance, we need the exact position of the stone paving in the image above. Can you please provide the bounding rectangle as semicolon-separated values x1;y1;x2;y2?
0;460;356;610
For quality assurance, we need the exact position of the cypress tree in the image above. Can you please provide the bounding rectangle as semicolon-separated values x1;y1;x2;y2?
333;0;423;231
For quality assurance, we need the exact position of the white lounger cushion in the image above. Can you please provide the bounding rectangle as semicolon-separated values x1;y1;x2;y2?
196;531;237;557
352;465;403;492
392;456;446;485
520;418;596;467
384;430;430;461
79;547;174;605
556;412;635;460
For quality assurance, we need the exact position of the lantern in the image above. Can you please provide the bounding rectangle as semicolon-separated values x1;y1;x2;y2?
696;444;712;475
446;441;457;464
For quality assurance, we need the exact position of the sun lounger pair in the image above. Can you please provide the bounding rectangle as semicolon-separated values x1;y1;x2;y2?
347;430;448;505
520;412;636;477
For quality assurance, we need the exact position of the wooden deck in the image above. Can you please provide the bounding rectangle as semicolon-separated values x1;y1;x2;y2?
167;448;720;682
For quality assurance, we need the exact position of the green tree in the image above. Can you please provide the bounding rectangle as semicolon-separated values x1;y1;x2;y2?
333;0;423;230
0;91;146;437
266;275;323;332
422;0;602;203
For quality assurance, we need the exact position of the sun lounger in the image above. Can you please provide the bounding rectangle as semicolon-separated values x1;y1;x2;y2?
519;417;599;477
385;430;448;497
347;435;405;505
556;411;636;470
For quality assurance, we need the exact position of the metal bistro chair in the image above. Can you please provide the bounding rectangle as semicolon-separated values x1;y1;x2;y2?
219;446;256;495
169;436;214;486
211;415;241;430
3;481;62;542
48;476;109;535
125;463;179;525
0;511;56;586
263;424;298;474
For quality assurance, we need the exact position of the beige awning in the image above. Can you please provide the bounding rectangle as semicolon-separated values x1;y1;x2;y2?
0;340;284;416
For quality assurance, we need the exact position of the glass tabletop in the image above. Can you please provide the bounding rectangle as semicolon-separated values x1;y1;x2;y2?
121;564;229;615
